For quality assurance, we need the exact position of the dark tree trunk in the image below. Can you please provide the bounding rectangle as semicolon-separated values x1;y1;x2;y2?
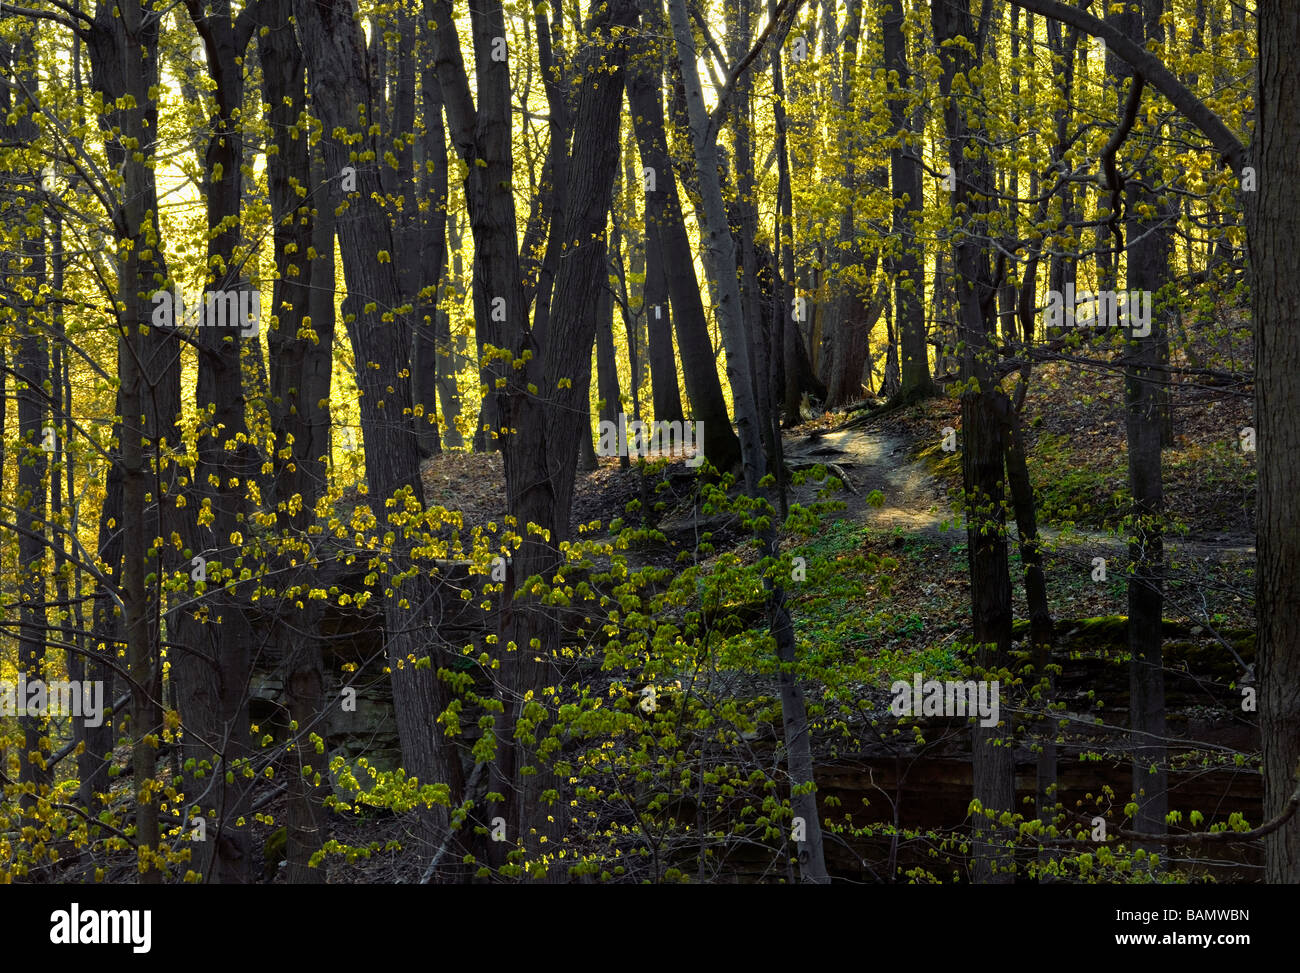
47;205;92;837
881;301;901;398
623;150;649;399
625;0;741;470
595;269;624;434
579;349;600;473
1251;0;1300;884
88;0;180;881
770;30;824;423
1116;0;1169;856
380;3;440;460
932;0;1016;884
509;0;640;873
643;188;683;424
170;0;259;884
428;0;639;876
11;37;51;809
293;0;464;865
523;0;570;355
440;211;468;450
87;418;125;809
258;0;334;883
883;0;932;399
1044;18;1080;309
998;393;1056;848
418;64;454;452
822;0;866;409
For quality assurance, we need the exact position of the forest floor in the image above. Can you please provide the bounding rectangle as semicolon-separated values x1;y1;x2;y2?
408;368;1256;676
420;351;1256;559
262;359;1258;882
782;368;1256;666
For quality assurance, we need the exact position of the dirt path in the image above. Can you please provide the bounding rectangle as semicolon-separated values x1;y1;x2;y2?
785;424;1256;558
784;427;949;536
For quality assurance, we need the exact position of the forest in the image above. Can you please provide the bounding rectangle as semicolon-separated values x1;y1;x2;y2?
0;0;1296;887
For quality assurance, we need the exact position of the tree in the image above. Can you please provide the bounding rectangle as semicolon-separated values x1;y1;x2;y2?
1006;0;1297;884
667;0;829;883
881;0;932;400
626;0;742;470
291;0;464;860
427;0;642;874
256;0;336;882
930;0;1017;884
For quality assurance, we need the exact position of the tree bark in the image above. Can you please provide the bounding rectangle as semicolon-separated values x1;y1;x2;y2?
1251;0;1300;884
293;0;463;864
88;0;180;882
641;150;683;424
668;0;829;883
10;33;51;812
770;26;824;423
258;0;334;882
1113;0;1170;859
171;0;259;883
932;0;1016;884
626;0;741;470
882;0;931;400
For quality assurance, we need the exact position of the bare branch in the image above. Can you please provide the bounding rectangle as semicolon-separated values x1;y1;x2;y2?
0;1;92;34
706;0;802;138
1004;0;1247;173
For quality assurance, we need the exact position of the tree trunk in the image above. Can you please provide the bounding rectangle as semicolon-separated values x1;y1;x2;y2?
440;210;467;449
293;0;463;864
998;393;1056;858
625;0;742;471
258;0;335;882
932;0;1016;884
883;0;932;399
770;29;824;422
596;268;624;435
87;418;124;809
88;0;180;882
170;0;259;884
668;0;829;883
11;35;51;811
1251;0;1300;884
642;162;683;424
429;0;639;877
1113;0;1169;857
